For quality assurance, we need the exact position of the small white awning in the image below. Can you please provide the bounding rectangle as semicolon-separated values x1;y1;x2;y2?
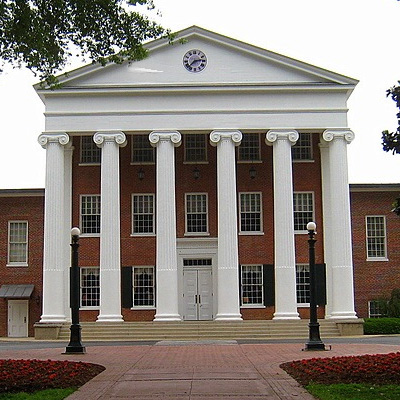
0;285;34;299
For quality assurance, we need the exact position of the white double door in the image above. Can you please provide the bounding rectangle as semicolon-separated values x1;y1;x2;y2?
183;268;213;320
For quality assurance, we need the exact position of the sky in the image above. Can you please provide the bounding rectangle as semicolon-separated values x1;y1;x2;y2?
0;0;399;189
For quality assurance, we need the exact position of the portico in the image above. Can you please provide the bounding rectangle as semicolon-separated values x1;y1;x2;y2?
35;26;359;328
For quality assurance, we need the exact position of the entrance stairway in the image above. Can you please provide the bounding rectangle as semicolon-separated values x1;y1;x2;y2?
57;320;341;341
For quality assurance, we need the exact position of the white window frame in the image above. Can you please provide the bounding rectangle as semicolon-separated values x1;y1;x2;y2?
237;133;261;163
240;264;264;307
80;136;101;165
80;195;101;236
7;221;28;266
185;193;209;235
293;192;314;233
366;215;388;261
80;267;100;309
132;266;155;309
239;192;263;234
132;194;155;236
368;300;387;318
296;264;310;306
131;134;155;165
184;134;208;163
292;132;313;162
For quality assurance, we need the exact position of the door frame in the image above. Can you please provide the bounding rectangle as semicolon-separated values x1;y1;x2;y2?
8;299;29;338
177;238;218;320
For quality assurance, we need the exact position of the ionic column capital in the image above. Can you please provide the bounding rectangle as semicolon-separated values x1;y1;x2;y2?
265;129;298;146
210;130;242;147
322;129;355;144
149;131;181;147
94;131;127;148
38;132;69;149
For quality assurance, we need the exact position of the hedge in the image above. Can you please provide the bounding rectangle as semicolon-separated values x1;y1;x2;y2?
364;318;400;335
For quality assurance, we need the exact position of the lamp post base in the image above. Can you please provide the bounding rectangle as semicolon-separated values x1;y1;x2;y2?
64;324;86;354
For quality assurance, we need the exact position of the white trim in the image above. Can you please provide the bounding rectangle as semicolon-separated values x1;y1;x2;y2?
293;191;315;232
184;133;208;163
238;192;263;234
80;194;101;235
365;215;387;260
7;221;28;266
132;265;155;309
131;193;155;235
185;193;209;235
237;133;261;162
240;264;264;306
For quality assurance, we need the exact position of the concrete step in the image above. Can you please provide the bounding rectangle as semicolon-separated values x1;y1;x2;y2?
58;320;341;341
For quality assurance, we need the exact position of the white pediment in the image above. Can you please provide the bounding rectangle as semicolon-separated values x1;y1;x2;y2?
53;26;357;89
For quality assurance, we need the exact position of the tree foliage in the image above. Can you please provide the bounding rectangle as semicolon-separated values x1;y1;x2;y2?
0;0;168;85
382;84;400;154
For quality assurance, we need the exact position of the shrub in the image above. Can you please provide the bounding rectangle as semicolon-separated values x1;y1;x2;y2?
364;318;400;334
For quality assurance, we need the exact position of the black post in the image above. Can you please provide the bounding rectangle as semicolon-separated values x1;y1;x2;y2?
305;222;325;351
64;227;86;354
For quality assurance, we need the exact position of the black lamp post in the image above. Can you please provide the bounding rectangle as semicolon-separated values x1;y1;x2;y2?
64;227;86;354
304;221;325;351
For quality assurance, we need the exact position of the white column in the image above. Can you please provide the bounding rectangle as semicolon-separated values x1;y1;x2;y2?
322;129;357;319
94;131;126;322
319;141;333;318
63;144;74;322
210;130;242;321
266;129;300;320
149;131;182;322
38;132;70;323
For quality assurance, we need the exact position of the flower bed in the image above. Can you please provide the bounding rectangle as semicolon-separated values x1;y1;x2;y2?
280;352;400;386
0;359;105;393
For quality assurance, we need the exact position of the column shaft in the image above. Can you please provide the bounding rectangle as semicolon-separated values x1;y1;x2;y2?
266;130;299;320
322;130;357;319
150;131;181;321
210;130;242;321
38;132;70;323
95;131;126;322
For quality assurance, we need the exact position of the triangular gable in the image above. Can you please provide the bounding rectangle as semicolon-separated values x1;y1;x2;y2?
36;26;357;91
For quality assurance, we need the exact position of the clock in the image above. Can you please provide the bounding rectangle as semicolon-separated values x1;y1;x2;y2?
183;49;207;73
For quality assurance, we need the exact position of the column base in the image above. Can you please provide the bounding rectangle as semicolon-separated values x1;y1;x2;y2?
215;313;242;321
153;314;182;322
327;312;357;320
39;315;67;324
273;312;300;320
96;315;124;323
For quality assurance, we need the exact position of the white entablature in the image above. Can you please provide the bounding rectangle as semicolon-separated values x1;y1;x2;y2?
35;26;358;133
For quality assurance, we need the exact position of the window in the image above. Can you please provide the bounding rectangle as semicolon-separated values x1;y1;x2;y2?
8;221;28;265
239;193;262;233
366;216;387;259
132;194;155;234
238;133;260;162
80;267;100;308
80;136;101;164
184;134;207;162
133;266;155;307
81;195;101;234
292;133;312;160
131;135;154;164
296;264;310;304
241;265;263;305
185;194;208;234
368;300;387;318
293;192;314;232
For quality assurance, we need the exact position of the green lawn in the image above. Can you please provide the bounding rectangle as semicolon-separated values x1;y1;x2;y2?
307;383;400;400
0;388;75;400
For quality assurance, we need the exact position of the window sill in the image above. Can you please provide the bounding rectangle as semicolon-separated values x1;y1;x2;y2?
295;230;316;235
6;263;28;267
237;160;262;164
80;234;100;238
297;303;310;308
130;162;155;166
240;305;266;309
183;161;209;165
79;307;99;311
130;233;156;237
78;163;101;166
184;232;210;237
366;257;388;262
130;307;156;310
292;159;314;163
239;232;264;236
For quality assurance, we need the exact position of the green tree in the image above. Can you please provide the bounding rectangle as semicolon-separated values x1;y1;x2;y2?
0;0;168;85
382;84;400;155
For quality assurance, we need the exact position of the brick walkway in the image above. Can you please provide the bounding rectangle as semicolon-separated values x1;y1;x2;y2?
0;340;399;399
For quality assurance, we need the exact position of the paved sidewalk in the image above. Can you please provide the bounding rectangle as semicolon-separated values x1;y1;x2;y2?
0;340;399;399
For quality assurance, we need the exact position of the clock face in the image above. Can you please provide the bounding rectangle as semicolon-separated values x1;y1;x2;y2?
183;49;207;73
